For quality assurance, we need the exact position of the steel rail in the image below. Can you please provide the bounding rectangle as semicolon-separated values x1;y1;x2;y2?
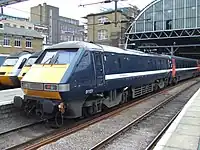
90;81;199;150
145;110;181;150
0;120;45;137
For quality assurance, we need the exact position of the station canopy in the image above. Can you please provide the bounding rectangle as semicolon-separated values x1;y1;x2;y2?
0;0;29;6
125;0;200;59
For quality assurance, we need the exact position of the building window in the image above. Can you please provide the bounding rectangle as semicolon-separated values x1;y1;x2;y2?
98;16;109;24
3;35;10;46
14;37;21;47
166;20;172;30
98;29;108;40
26;38;32;48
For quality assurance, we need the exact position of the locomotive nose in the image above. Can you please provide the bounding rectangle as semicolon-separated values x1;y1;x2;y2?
0;66;15;86
22;64;69;83
21;64;70;100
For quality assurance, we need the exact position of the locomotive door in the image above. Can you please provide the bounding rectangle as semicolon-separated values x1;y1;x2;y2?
93;51;105;86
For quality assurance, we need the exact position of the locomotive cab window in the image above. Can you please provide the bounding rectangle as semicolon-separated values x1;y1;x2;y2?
54;51;76;64
36;48;78;65
2;57;18;66
25;57;37;66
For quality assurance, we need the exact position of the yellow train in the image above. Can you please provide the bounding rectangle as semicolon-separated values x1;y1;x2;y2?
0;54;9;66
18;51;42;81
0;51;32;88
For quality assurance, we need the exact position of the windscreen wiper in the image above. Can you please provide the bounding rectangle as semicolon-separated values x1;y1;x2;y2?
42;55;55;65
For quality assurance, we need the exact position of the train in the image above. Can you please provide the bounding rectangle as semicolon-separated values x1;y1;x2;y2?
18;51;42;81
0;54;9;66
0;51;32;88
13;41;200;127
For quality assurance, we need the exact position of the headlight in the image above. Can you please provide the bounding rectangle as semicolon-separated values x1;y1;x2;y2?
44;84;58;91
44;84;70;92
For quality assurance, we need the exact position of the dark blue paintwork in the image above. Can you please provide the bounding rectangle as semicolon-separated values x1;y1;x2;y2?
58;47;198;102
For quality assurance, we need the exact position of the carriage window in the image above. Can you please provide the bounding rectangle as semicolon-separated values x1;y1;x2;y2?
148;59;153;69
154;60;157;69
118;58;121;68
95;53;102;66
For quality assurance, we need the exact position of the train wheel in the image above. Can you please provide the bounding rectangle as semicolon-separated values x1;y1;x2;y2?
83;102;102;117
172;77;178;85
82;107;91;118
120;91;128;104
153;83;159;91
54;112;64;128
158;79;165;89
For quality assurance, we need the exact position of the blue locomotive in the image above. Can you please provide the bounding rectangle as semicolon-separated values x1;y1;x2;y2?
13;41;200;126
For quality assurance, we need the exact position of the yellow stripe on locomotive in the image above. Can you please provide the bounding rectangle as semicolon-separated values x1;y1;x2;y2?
0;66;15;86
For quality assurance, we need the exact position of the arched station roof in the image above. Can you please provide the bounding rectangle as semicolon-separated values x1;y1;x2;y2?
125;0;200;50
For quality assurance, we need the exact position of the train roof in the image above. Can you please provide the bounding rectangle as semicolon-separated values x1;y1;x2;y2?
30;50;43;57
171;55;198;61
46;41;170;58
9;51;32;58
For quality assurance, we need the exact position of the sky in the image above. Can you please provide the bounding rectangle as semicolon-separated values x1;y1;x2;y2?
2;0;154;24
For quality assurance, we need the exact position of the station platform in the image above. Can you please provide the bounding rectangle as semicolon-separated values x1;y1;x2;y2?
154;88;200;150
0;88;24;106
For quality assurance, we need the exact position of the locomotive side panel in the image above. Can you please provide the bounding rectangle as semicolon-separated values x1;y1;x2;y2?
103;52;170;91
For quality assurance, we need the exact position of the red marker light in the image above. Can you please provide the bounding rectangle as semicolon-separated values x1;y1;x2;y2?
45;84;51;89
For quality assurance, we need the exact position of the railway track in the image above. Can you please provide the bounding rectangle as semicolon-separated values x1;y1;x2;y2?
7;77;199;150
0;120;49;150
90;80;199;150
0;120;44;136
